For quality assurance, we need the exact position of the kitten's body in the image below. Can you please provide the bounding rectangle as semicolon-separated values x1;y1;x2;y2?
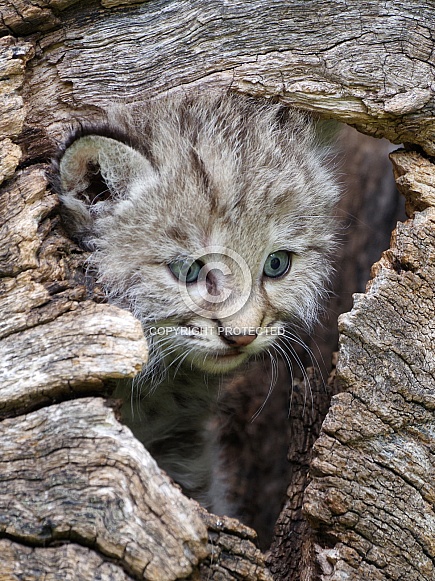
56;92;339;513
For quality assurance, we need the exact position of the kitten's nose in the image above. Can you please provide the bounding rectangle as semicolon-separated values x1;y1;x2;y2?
220;331;257;347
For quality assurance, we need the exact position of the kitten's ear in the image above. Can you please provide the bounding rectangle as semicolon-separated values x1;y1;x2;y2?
58;134;153;246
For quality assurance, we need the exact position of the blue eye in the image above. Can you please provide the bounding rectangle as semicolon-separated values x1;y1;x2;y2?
168;259;202;283
263;251;291;278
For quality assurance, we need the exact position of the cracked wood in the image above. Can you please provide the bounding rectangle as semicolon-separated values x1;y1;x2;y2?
303;152;435;580
2;1;432;159
1;1;435;579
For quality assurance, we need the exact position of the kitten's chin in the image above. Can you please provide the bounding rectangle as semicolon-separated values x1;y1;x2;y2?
189;350;250;374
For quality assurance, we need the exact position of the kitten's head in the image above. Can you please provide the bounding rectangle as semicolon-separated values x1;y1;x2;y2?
56;92;339;374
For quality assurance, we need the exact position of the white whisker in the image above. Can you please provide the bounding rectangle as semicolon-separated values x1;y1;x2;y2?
278;330;316;417
251;349;278;422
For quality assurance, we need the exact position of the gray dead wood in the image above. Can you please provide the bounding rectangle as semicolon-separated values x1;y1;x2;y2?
0;397;208;580
0;160;148;415
301;153;435;580
2;0;433;159
1;0;435;579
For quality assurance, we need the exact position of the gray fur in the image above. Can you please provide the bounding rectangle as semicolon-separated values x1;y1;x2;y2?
57;92;339;513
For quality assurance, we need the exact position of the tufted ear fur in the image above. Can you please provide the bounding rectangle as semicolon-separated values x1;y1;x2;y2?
58;135;154;247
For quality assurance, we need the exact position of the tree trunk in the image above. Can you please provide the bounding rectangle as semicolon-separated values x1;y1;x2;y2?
300;152;435;580
1;1;434;579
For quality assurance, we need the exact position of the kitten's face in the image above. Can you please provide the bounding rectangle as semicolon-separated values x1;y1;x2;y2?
94;187;326;374
58;93;339;374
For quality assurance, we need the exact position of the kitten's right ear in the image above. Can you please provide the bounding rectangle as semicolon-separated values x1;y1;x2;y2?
57;134;154;247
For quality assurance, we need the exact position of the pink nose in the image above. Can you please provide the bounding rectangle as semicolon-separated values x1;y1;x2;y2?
220;331;257;347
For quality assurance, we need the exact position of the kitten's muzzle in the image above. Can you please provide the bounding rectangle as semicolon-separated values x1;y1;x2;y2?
219;329;257;347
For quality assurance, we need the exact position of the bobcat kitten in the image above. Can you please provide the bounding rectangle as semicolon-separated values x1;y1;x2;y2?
56;92;339;514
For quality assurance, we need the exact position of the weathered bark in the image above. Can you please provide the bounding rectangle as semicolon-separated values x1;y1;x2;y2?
0;162;148;414
1;0;435;578
266;152;435;580
0;397;208;579
299;154;435;580
2;1;434;159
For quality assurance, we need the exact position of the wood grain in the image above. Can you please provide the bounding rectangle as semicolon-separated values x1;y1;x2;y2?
303;154;435;580
16;1;435;159
1;0;435;578
0;397;208;580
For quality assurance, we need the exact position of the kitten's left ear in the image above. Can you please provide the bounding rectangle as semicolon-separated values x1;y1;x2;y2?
57;134;154;246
